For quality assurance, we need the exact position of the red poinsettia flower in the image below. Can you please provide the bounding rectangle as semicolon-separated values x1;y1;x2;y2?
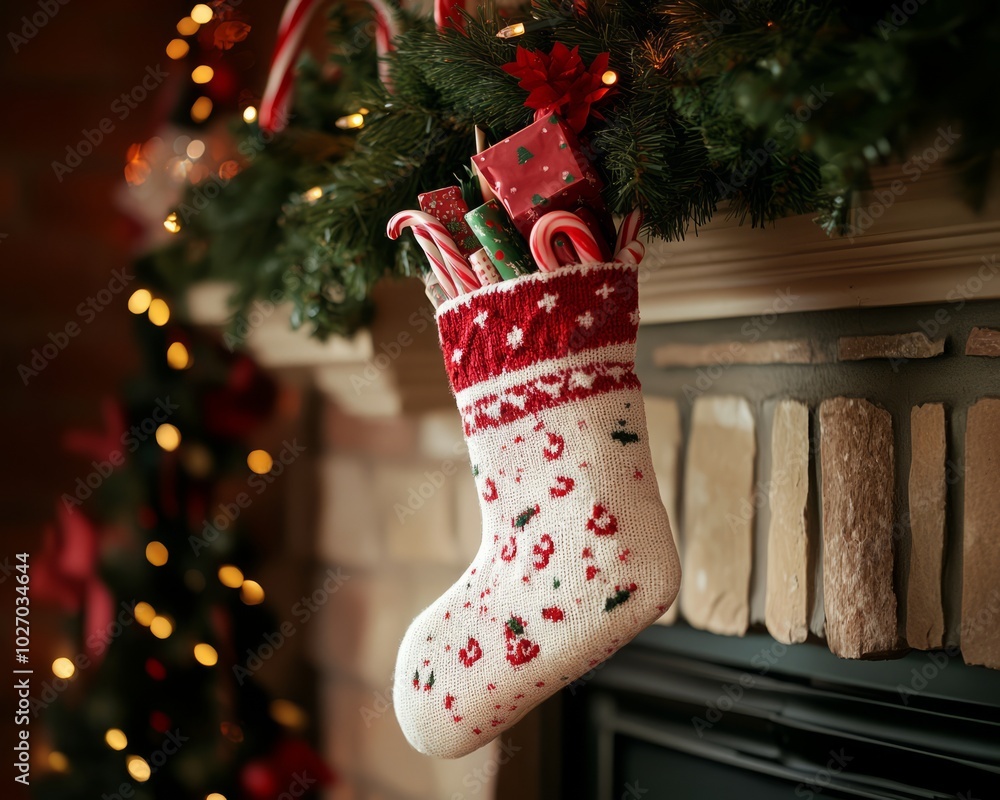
502;42;614;133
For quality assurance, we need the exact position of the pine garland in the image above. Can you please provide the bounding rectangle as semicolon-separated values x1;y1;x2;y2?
144;0;1000;339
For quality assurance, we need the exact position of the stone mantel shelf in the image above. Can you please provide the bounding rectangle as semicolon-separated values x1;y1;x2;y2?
187;161;1000;377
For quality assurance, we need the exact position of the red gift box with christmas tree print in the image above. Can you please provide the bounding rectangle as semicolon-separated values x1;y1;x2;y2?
417;186;480;256
474;114;614;254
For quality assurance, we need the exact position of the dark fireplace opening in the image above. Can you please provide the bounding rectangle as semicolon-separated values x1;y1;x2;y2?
559;626;1000;799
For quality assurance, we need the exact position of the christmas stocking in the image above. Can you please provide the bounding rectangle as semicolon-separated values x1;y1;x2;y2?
393;262;681;758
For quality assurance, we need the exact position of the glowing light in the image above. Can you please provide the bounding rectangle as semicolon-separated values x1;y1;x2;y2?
163;213;182;235
218;565;244;588
166;341;191;369
241;580;265;605
303;186;323;203
247;449;273;474
191;65;214;84
105;729;128;751
176;16;200;35
145;541;169;567
186;139;206;159
148;298;170;325
335;113;365;130
601;70;618;86
48;752;69;773
134;602;156;626
166;38;189;59
155;424;181;452
242;106;257;123
496;22;525;38
126;756;151;782
128;289;152;314
52;658;75;679
190;96;213;123
206;794;228;800
190;3;213;23
194;643;219;666
149;616;174;639
270;699;308;730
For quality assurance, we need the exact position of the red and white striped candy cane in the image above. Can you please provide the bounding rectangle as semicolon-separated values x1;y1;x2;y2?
614;240;645;265
260;0;400;133
387;211;480;295
614;207;644;256
413;228;459;298
529;210;604;271
435;0;466;32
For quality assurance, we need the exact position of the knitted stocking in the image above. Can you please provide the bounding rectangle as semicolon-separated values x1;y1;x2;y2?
393;262;680;758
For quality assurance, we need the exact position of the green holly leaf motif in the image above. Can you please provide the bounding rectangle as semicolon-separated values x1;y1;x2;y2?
425;670;435;689
413;669;420;684
563;173;576;184
553;578;561;589
531;194;549;207
472;464;479;477
549;114;559;124
507;617;525;636
558;142;568;150
604;587;633;612
513;506;538;528
517;146;534;164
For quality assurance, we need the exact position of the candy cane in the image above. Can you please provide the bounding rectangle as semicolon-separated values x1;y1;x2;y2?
260;0;400;133
614;208;644;256
529;211;604;272
413;229;459;298
614;240;645;265
387;211;479;294
435;0;465;32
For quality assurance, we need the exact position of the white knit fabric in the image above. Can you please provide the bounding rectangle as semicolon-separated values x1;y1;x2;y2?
393;263;680;758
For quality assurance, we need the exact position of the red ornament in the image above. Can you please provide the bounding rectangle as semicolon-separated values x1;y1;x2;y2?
145;658;167;680
501;43;614;134
150;711;171;733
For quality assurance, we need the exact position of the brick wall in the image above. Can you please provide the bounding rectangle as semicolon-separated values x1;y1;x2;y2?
312;403;503;800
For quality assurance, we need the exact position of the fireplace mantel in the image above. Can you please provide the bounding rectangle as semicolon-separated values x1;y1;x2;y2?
638;161;1000;325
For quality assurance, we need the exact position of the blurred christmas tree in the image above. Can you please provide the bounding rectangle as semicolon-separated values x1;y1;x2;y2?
30;5;338;798
32;309;334;800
